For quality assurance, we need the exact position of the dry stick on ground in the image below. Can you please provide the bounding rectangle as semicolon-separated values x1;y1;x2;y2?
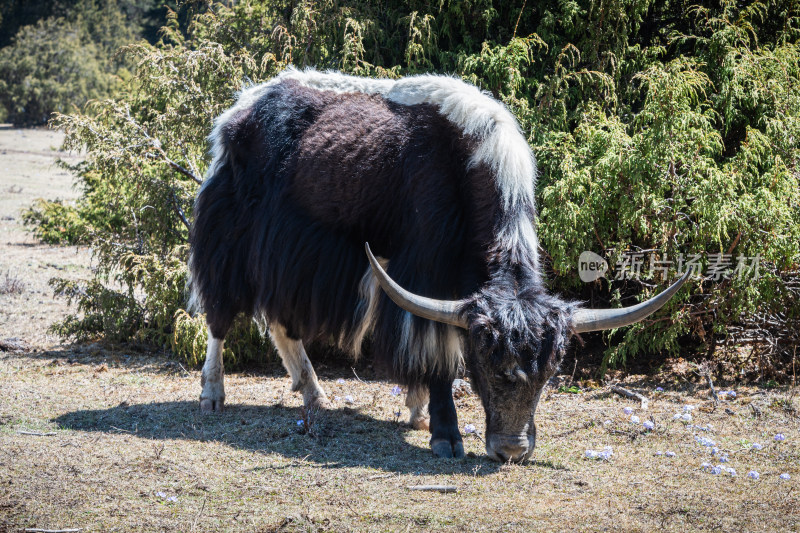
351;367;367;383
24;528;83;533
190;497;207;533
177;362;190;377
406;485;458;493
610;385;649;410
606;428;640;441
17;430;56;437
367;473;398;480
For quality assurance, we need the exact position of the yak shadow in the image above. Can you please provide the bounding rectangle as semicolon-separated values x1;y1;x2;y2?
53;400;503;476
32;343;507;475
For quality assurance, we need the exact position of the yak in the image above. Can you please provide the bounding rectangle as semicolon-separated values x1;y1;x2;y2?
188;67;687;462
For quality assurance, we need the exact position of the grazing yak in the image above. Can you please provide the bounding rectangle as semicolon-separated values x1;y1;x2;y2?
188;67;687;462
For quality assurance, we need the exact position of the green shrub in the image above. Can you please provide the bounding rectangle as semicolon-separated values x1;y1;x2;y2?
21;198;90;245
0;0;150;125
31;0;800;374
0;17;114;125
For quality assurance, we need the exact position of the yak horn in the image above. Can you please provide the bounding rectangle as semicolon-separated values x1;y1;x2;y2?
365;243;469;329
572;271;691;333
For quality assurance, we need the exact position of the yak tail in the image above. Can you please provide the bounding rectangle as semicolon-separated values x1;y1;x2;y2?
186;144;254;338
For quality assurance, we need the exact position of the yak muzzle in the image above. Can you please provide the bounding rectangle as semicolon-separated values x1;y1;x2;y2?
486;433;535;463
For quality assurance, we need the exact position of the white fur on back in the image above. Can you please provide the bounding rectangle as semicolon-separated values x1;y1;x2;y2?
266;67;537;214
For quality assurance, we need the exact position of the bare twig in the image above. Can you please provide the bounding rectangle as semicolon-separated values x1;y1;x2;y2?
123;109;202;185
351;367;367;383
512;0;527;39
17;430;56;437
406;485;457;493
367;473;398;480
170;190;191;231
726;231;741;255
24;529;83;533
190;497;207;533
569;356;578;388
611;385;649;410
703;370;719;404
606;428;639;441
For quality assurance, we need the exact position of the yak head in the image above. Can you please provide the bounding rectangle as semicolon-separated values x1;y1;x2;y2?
366;244;688;463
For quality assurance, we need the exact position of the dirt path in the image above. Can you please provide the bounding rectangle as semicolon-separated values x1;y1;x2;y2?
0;129;798;532
0;126;90;348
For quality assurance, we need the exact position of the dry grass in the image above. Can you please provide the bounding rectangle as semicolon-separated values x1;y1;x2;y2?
1;128;798;532
0;349;798;532
0;270;25;296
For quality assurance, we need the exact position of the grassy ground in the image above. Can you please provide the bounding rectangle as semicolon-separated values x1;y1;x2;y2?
1;128;798;532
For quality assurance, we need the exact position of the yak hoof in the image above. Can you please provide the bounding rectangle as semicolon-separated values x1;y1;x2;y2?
310;396;332;410
412;416;430;431
431;438;465;459
200;397;224;413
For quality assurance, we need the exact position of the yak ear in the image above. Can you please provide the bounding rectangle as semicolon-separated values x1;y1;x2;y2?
365;243;469;329
572;271;690;333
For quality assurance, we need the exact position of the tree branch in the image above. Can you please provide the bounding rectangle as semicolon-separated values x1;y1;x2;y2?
123;109;203;185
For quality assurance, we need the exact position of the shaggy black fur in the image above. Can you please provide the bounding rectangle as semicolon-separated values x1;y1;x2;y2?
189;77;575;458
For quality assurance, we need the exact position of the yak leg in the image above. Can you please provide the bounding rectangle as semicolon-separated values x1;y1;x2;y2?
200;331;225;413
428;375;464;458
269;323;330;409
406;383;430;431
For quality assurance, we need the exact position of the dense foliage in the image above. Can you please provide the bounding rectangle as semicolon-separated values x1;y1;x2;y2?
28;0;800;376
0;0;169;125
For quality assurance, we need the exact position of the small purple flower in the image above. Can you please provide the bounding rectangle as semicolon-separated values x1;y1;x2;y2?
463;423;476;434
727;390;737;399
603;419;612;425
296;419;304;426
701;461;711;469
666;451;676;457
643;420;655;430
585;447;613;460
748;471;760;480
390;385;402;396
683;405;696;413
719;455;728;463
751;443;763;451
711;447;719;455
623;407;634;415
673;413;682;420
655;451;664;456
630;415;640;424
775;433;786;442
394;410;401;418
655;387;664;392
710;466;722;475
681;413;693;422
156;491;167;498
344;395;355;404
167;496;178;503
696;436;716;447
724;467;736;476
333;395;342;402
780;473;791;481
336;378;345;385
